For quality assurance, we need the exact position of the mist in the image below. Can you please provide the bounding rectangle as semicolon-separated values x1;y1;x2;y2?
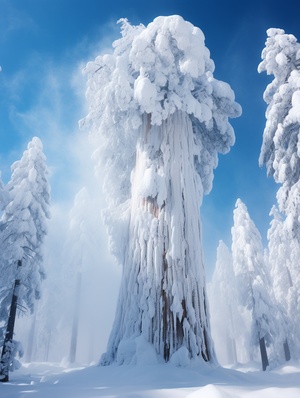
7;32;123;365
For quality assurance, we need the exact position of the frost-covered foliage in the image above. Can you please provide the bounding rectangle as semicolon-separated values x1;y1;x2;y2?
258;28;300;237
209;241;244;365
259;28;300;359
231;199;281;365
82;15;241;365
267;205;300;359
0;137;51;319
0;339;23;376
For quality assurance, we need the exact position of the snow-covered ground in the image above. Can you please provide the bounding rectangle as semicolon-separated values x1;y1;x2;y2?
1;360;300;398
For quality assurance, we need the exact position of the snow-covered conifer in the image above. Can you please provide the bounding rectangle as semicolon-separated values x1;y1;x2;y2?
258;28;300;237
0;137;50;313
231;199;280;370
82;15;241;365
259;28;300;360
0;137;50;381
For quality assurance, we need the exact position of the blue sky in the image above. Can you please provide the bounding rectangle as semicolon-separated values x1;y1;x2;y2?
0;0;299;277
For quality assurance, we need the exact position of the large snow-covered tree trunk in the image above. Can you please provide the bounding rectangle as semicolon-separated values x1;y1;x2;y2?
82;15;241;365
102;111;212;364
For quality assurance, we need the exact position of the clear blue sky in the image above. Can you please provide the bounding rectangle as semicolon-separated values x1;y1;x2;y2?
0;0;299;276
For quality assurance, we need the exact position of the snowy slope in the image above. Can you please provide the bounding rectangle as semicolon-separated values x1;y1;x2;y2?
1;361;300;398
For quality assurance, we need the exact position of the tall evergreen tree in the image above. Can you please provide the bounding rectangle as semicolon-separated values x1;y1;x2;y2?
259;28;300;360
0;137;50;381
231;199;278;370
258;28;300;237
82;15;241;365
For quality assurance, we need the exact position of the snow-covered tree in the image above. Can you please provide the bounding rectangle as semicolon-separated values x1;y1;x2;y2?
231;199;279;370
267;205;298;360
258;28;300;237
82;15;241;365
209;241;243;365
0;137;50;381
0;137;50;312
258;28;300;360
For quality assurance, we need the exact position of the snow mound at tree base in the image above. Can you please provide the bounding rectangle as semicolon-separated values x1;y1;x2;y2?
101;336;205;367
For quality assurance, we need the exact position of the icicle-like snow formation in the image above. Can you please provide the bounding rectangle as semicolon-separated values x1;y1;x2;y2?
82;15;241;365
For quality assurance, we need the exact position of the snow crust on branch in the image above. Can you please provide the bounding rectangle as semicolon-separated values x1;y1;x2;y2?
82;15;241;130
81;15;241;262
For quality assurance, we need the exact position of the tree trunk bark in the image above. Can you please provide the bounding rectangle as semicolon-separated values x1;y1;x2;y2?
101;111;214;365
259;336;269;371
0;260;22;382
283;338;291;362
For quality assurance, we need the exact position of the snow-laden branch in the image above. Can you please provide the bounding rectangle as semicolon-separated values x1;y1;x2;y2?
81;15;241;197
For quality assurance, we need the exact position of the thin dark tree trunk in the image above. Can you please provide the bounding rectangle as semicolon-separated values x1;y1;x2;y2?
259;336;269;371
0;260;22;382
283;338;291;362
69;272;82;363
